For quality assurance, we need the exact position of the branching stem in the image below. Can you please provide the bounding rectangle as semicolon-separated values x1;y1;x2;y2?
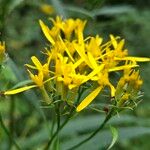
67;109;114;150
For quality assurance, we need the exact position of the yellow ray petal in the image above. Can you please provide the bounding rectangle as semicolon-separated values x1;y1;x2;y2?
83;64;105;83
109;64;139;72
108;83;116;97
114;57;150;62
44;76;56;84
68;84;77;90
87;52;98;68
4;85;37;95
73;58;84;69
58;36;74;62
39;20;55;45
110;34;117;49
76;86;103;112
74;43;92;68
25;64;37;69
116;39;125;51
31;56;43;69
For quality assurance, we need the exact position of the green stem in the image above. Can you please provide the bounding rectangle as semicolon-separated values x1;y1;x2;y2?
44;86;84;150
67;109;114;150
8;97;15;149
44;87;84;150
0;113;21;150
50;109;56;136
44;108;75;150
53;102;61;149
56;103;60;130
40;86;52;104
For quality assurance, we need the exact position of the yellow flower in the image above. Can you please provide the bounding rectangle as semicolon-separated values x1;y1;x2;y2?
0;41;5;53
40;4;54;15
4;71;44;95
25;56;50;77
86;35;103;58
0;41;6;63
49;16;64;30
75;59;138;112
76;69;115;112
61;19;76;40
39;20;55;45
4;85;37;95
3;17;150;110
115;69;143;107
114;57;150;62
74;43;95;69
28;70;44;87
54;52;105;91
4;70;55;96
76;86;103;112
75;19;86;44
55;53;76;87
68;74;87;89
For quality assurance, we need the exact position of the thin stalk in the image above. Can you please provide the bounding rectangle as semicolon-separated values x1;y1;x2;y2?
50;109;56;136
56;102;60;130
53;102;61;149
44;87;84;150
8;97;15;150
44;108;75;150
0;113;21;150
67;109;114;150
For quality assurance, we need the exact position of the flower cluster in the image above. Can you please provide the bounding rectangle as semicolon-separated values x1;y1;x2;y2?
4;16;150;112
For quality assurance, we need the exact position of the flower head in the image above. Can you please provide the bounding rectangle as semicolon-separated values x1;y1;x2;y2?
0;41;6;63
115;69;143;107
2;17;150;109
40;4;54;15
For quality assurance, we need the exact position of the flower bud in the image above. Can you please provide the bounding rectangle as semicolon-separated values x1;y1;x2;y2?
0;41;7;64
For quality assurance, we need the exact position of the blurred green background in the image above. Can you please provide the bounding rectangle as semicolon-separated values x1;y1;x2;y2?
0;0;150;149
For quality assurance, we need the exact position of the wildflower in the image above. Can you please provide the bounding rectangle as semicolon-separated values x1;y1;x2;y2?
39;20;55;45
76;52;145;112
4;69;54;104
4;85;37;95
0;41;6;63
25;56;50;77
76;86;103;112
0;41;5;54
61;19;76;40
4;69;54;92
55;53;84;89
114;56;150;62
2;17;149;110
4;71;44;95
28;70;44;87
40;4;54;15
86;35;103;58
49;16;64;30
75;19;86;44
115;69;143;107
76;70;114;112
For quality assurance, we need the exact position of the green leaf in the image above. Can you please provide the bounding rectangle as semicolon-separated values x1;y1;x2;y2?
61;127;150;150
63;5;94;18
11;80;33;89
92;5;135;16
7;58;46;122
107;126;118;150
